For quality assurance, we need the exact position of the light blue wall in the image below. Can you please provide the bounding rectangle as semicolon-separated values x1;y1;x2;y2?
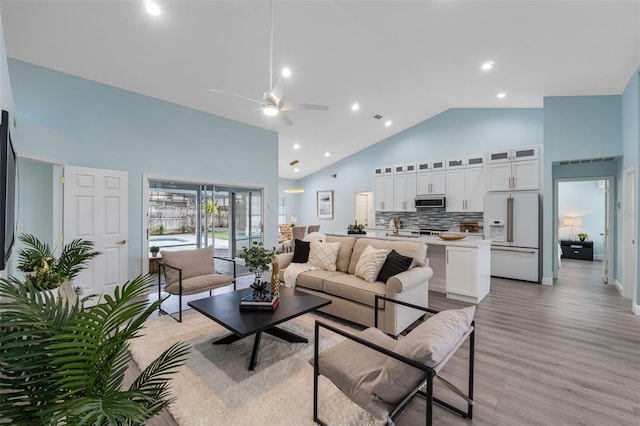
9;59;279;279
543;95;623;283
11;158;54;278
621;66;640;306
278;178;301;224
296;108;543;234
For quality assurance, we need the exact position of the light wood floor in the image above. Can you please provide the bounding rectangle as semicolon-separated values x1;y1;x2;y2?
139;260;640;425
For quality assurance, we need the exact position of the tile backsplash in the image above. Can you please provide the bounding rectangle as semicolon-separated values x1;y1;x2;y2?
376;209;483;232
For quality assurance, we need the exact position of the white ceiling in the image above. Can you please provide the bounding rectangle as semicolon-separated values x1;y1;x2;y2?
2;1;639;179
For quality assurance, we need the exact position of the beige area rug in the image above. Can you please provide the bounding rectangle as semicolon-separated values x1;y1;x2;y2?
129;310;383;426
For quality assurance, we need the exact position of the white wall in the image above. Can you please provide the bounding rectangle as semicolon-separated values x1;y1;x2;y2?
558;180;605;258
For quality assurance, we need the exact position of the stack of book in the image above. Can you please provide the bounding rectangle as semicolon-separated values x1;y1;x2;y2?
239;293;279;311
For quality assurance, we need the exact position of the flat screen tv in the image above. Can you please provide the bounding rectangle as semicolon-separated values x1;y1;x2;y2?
1;109;17;271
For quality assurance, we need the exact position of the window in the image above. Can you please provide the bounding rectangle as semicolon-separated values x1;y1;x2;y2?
278;197;286;224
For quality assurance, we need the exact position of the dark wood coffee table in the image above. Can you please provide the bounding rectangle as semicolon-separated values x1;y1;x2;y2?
188;287;331;370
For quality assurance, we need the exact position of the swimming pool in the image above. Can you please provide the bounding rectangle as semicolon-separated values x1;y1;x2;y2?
149;236;190;247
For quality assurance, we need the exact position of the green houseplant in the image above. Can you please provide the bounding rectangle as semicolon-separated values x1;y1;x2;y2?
577;233;588;241
150;245;160;257
239;241;277;280
0;274;190;425
16;233;101;291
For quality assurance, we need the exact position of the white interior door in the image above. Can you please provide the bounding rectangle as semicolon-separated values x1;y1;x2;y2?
64;166;128;306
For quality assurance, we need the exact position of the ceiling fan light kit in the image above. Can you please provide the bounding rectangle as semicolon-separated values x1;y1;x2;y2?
208;1;327;126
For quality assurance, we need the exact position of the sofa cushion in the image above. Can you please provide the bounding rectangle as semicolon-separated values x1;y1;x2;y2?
308;241;340;271
323;274;386;308
377;249;413;283
292;239;311;263
296;270;346;291
372;306;476;404
325;235;357;272
164;273;235;295
355;245;389;283
348;238;427;275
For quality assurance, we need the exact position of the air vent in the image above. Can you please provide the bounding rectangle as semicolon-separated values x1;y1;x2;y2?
289;160;299;166
373;114;383;120
554;156;618;166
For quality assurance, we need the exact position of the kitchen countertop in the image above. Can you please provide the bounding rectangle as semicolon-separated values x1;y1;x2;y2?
328;231;492;248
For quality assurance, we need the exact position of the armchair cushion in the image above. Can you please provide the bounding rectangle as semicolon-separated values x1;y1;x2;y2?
317;327;397;420
372;306;476;404
161;246;215;285
376;249;413;283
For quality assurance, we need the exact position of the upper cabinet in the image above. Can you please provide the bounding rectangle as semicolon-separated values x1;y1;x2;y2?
416;161;445;195
486;145;540;192
445;155;484;212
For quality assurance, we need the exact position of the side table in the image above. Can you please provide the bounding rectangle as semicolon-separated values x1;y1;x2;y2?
149;253;163;274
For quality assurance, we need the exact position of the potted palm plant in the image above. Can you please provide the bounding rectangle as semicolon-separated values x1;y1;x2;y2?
15;233;101;295
0;275;190;425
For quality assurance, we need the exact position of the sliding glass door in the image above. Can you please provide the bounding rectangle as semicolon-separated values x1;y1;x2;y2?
147;179;263;274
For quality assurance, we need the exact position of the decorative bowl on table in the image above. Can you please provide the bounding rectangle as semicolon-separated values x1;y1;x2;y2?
438;234;467;241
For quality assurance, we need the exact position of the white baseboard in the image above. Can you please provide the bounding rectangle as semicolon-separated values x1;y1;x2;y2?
615;279;624;296
541;276;553;286
594;255;603;261
633;303;640;316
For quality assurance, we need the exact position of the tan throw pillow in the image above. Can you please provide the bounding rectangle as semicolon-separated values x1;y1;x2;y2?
308;241;340;271
354;245;388;283
372;306;476;404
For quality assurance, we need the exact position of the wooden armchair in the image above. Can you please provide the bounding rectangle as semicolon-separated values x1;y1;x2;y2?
158;246;236;322
313;296;475;425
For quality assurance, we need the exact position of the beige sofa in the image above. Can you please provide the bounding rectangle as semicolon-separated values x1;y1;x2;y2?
276;235;433;336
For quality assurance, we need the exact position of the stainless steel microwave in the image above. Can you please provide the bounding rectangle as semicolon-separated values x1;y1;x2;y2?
415;197;446;208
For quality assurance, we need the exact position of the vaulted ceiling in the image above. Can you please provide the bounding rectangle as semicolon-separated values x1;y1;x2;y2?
2;1;639;179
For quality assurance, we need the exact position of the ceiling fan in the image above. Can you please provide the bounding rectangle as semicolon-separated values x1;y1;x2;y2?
209;1;328;126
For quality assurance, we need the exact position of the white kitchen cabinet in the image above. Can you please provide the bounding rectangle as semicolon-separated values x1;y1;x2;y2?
486;145;540;191
393;173;417;211
374;175;394;211
445;166;484;212
416;160;446;195
446;245;490;304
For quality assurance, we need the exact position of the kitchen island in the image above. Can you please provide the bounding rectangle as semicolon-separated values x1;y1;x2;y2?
328;231;491;304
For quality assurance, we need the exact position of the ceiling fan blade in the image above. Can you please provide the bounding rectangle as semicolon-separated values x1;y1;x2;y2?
280;101;329;112
279;111;293;126
209;89;264;106
267;77;286;106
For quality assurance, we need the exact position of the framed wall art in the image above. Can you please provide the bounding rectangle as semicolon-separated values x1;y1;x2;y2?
316;190;333;219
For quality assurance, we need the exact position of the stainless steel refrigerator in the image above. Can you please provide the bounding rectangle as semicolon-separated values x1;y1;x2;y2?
485;191;541;282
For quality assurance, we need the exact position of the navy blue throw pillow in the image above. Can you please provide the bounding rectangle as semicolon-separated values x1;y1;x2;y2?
377;249;413;283
292;239;311;263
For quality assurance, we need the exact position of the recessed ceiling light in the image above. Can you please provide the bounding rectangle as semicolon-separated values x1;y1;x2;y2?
351;103;360;111
293;143;300;150
497;92;507;99
294;168;299;173
281;67;292;78
385;120;392;127
145;1;161;16
324;152;330;157
481;61;494;71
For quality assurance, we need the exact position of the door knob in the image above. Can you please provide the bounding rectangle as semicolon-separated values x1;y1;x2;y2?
117;239;127;245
